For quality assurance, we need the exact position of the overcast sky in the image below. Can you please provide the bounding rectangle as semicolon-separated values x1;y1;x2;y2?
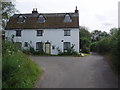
13;0;119;32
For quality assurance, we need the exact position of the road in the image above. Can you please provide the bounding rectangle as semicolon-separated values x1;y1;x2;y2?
30;53;118;88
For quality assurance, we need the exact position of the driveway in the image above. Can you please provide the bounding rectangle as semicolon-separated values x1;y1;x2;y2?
30;53;118;88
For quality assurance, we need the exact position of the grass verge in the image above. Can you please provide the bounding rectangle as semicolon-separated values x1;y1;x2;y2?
2;41;42;88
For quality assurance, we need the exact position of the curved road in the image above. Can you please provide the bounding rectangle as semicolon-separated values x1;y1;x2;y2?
30;53;118;88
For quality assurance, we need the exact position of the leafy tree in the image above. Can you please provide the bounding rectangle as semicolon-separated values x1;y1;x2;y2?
110;28;118;35
91;30;109;42
90;28;120;73
91;30;101;41
2;2;18;29
79;26;91;53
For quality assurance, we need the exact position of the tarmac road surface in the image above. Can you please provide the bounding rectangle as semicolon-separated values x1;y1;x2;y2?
30;52;118;88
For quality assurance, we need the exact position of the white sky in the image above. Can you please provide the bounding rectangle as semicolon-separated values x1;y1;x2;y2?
13;0;119;32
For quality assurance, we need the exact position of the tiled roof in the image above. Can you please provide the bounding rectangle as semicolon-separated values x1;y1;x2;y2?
5;11;79;30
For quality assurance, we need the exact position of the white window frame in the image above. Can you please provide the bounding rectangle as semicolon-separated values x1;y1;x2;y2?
64;14;72;22
17;15;25;23
64;30;71;36
37;30;43;36
37;15;45;23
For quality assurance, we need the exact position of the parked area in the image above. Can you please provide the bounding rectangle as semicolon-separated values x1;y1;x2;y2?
30;52;118;88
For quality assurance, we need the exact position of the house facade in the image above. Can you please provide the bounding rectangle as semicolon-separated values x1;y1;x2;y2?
5;7;79;55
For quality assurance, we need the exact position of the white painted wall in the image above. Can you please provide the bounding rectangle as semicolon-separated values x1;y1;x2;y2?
5;28;79;55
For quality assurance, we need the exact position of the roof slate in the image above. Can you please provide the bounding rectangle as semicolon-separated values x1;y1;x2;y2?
5;12;79;30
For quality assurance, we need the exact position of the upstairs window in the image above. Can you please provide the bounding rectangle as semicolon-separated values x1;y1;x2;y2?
17;15;25;23
64;14;72;22
16;30;21;36
37;30;43;36
37;15;45;23
64;30;71;36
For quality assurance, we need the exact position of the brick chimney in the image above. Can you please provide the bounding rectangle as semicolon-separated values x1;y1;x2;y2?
75;6;79;13
32;8;38;14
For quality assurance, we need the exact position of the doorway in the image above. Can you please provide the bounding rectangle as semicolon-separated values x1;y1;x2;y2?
45;42;51;54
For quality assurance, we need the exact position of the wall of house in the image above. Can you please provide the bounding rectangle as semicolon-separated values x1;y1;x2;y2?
5;28;79;55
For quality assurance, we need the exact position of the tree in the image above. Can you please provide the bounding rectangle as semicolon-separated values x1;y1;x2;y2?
91;30;109;42
79;26;91;53
110;28;118;35
79;26;91;39
2;2;18;29
90;28;120;73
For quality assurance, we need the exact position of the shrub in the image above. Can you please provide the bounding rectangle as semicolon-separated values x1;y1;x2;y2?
80;37;91;54
81;47;90;54
34;49;45;55
109;29;120;72
90;37;111;54
57;44;80;56
90;28;120;73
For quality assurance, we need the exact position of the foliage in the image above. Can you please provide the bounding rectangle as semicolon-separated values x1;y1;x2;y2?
22;42;45;55
34;49;45;55
2;2;19;29
109;29;120;71
110;28;118;35
79;26;91;39
90;37;110;54
58;44;80;56
2;41;41;88
91;30;109;42
80;37;90;53
79;26;91;53
56;47;62;54
90;28;120;73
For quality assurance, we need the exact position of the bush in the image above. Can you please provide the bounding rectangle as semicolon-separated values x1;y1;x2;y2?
109;29;120;72
81;47;90;54
90;37;111;54
90;28;120;73
57;44;80;56
2;41;41;88
34;49;45;55
80;37;91;54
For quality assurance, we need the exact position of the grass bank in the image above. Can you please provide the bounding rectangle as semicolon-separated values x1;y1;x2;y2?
2;41;42;88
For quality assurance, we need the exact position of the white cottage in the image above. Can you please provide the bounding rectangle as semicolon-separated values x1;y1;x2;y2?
5;7;79;55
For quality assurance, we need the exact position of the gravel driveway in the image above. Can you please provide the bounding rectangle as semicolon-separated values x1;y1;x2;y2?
30;53;118;88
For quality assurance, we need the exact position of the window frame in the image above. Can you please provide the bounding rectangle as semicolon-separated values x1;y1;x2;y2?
37;15;45;23
17;15;25;23
16;30;22;37
24;42;28;47
36;42;43;51
64;14;72;23
37;30;43;36
64;30;71;36
63;42;71;51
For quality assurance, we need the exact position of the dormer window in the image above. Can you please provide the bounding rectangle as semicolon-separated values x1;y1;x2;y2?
17;15;25;23
37;15;45;23
64;14;72;22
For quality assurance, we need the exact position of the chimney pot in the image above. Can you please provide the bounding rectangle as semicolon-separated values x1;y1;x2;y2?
75;6;79;13
32;8;38;14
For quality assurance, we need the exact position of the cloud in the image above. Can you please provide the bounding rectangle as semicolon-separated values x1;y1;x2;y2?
95;15;106;21
119;1;120;28
102;23;113;26
14;0;118;32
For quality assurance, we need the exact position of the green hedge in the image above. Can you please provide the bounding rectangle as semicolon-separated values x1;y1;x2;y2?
90;29;120;73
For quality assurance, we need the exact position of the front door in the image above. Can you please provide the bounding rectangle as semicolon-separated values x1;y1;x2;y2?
45;42;51;54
